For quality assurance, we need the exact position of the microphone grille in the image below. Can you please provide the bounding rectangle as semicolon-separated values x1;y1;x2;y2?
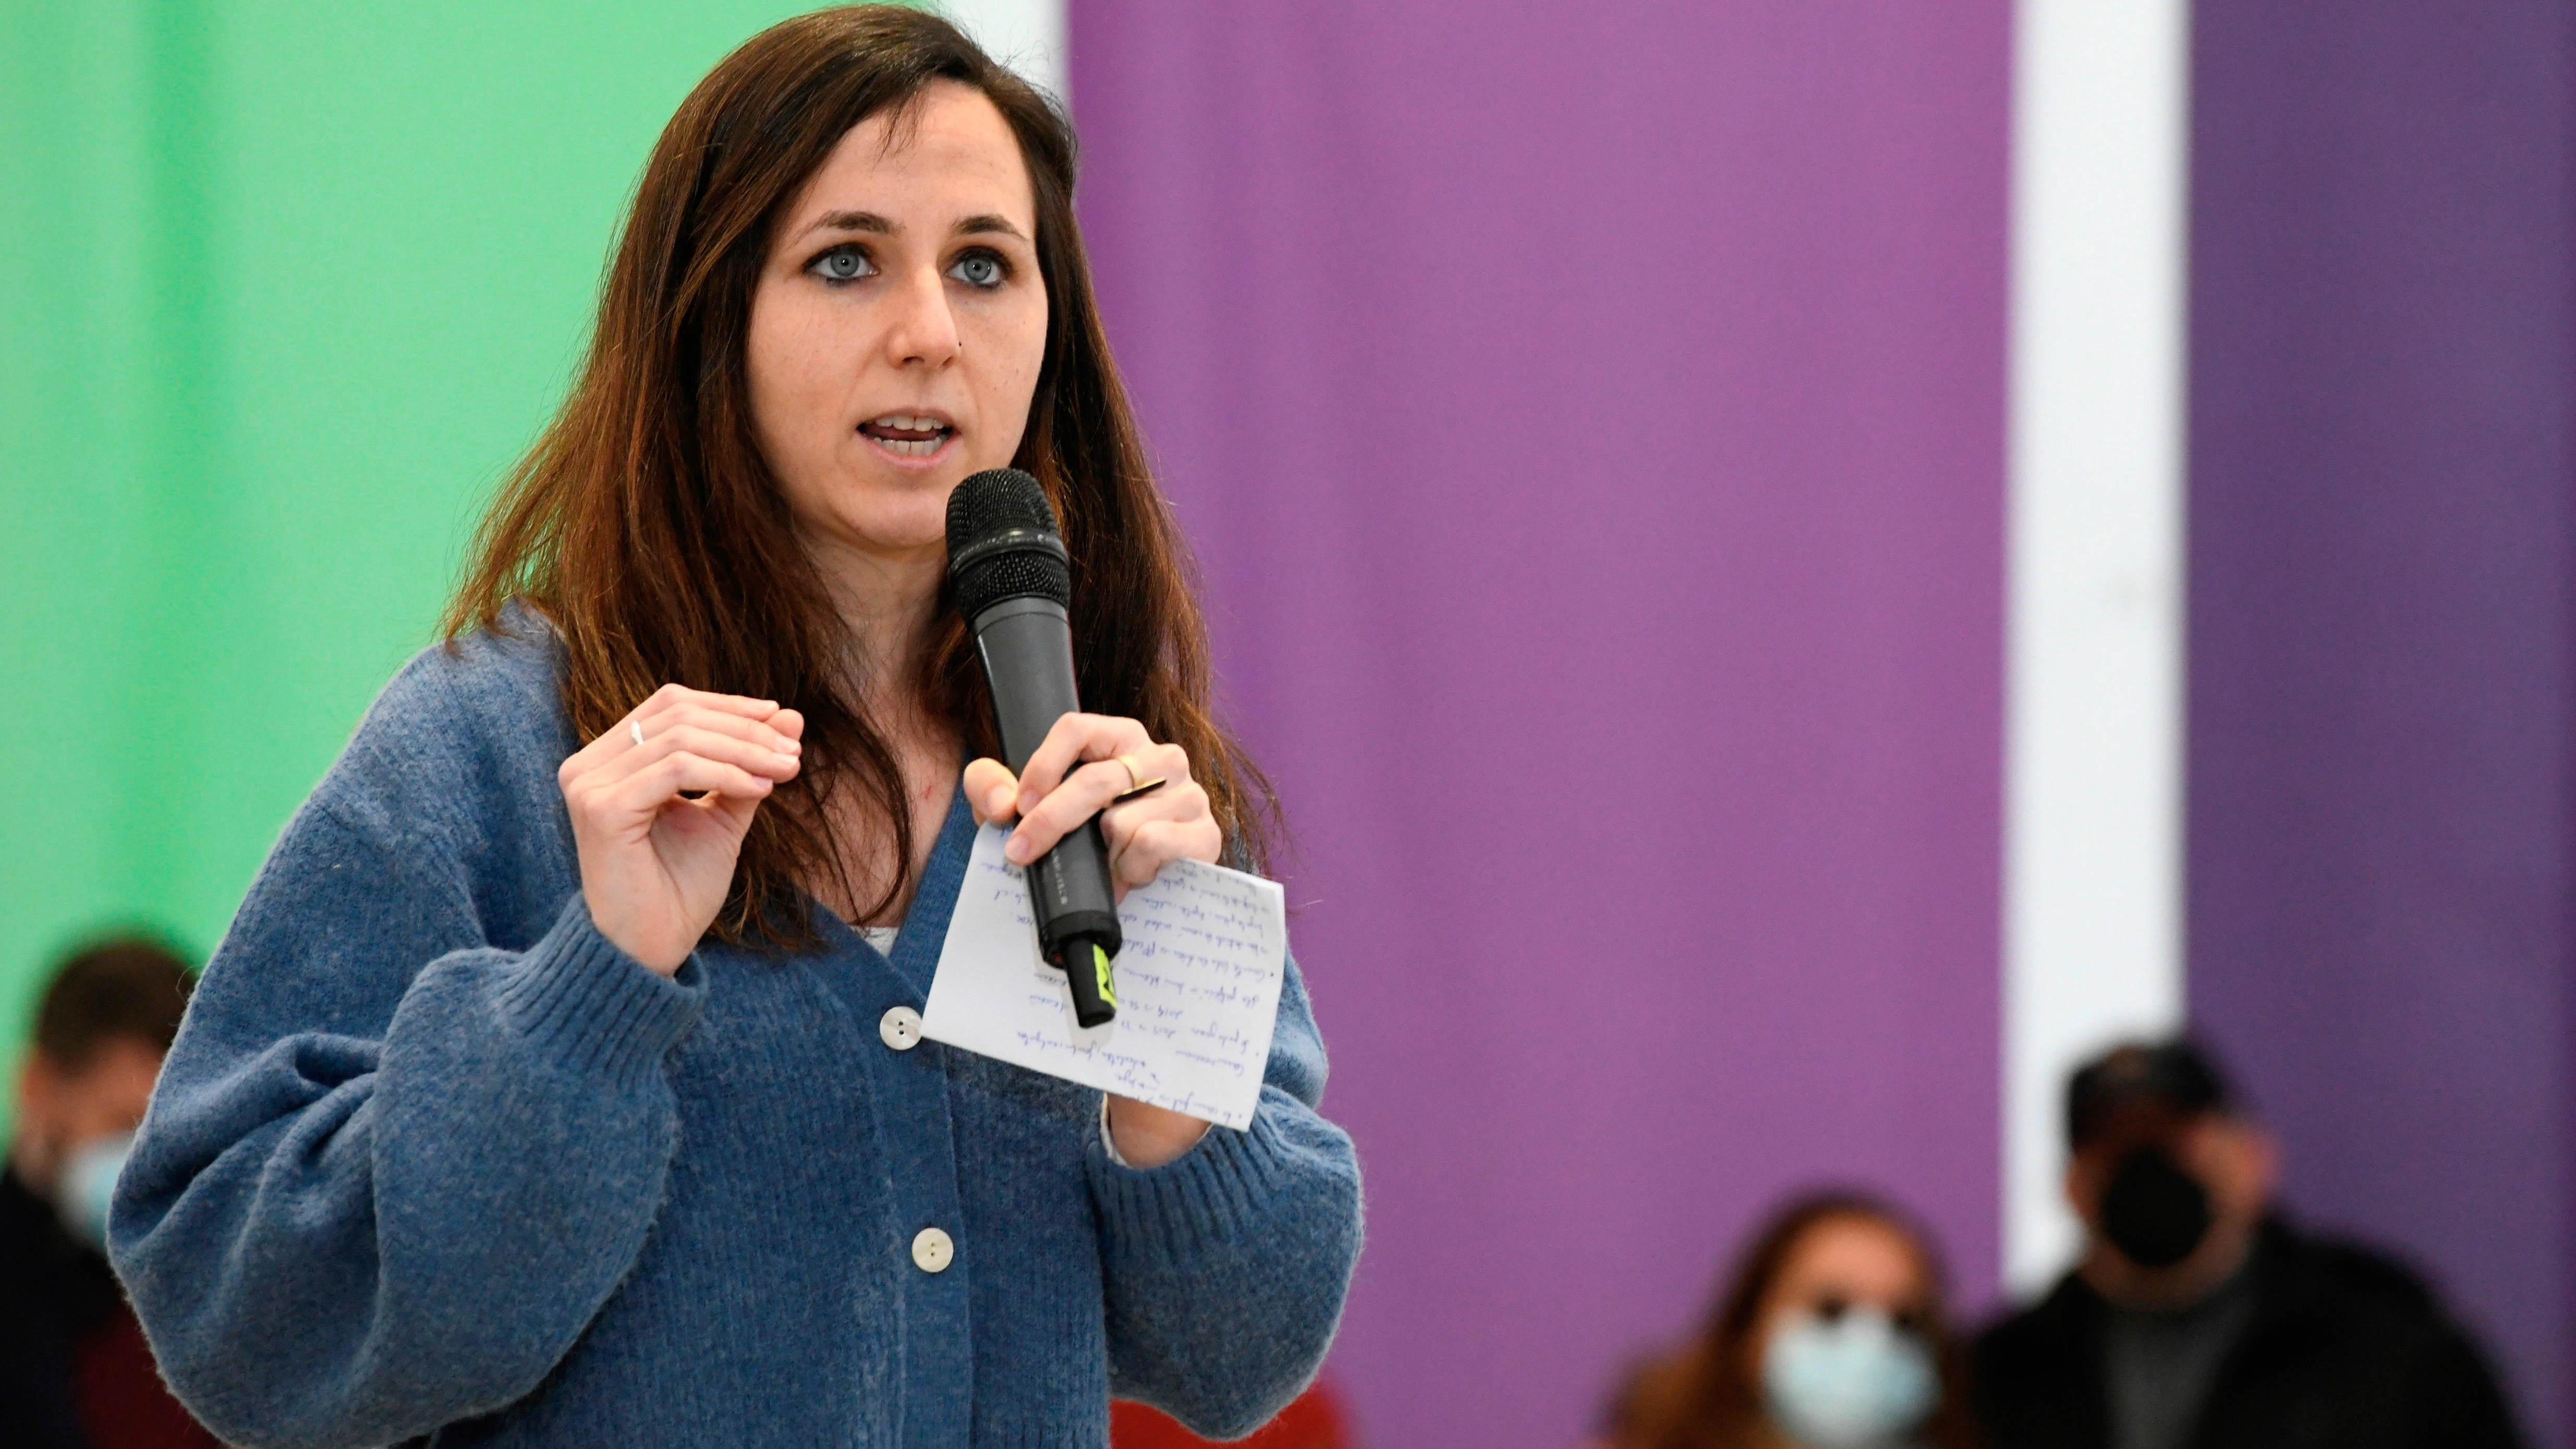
946;467;1059;543
946;468;1072;620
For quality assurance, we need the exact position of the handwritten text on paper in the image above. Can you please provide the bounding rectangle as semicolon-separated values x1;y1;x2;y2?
920;826;1287;1130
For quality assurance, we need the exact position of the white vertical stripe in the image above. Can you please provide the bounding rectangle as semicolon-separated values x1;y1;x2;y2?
938;0;1068;104
2004;0;2191;1296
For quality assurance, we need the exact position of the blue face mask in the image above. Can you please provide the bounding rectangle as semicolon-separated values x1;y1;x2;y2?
1761;1306;1939;1449
54;1132;134;1255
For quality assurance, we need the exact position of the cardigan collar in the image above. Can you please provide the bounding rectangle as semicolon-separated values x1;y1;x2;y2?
804;781;978;1002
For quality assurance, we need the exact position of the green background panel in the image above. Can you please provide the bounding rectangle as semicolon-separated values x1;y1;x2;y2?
0;1;833;1122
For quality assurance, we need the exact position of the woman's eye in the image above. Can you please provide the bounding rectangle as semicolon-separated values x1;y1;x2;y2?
949;251;1006;289
809;246;873;284
1813;1297;1849;1322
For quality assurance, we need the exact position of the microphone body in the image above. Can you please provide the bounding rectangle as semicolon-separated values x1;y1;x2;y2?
977;596;1124;964
947;471;1121;1026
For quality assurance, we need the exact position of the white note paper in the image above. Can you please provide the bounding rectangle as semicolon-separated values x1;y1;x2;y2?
920;826;1287;1130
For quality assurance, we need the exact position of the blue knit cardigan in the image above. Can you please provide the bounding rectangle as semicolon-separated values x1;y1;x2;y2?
110;619;1363;1449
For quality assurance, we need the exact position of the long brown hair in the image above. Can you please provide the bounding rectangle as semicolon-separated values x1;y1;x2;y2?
1608;1193;1980;1449
444;6;1272;947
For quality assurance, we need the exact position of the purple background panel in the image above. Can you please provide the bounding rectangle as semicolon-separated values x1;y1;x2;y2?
2188;3;2575;1443
1071;5;2010;1443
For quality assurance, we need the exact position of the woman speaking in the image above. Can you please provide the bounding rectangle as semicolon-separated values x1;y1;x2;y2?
110;9;1362;1446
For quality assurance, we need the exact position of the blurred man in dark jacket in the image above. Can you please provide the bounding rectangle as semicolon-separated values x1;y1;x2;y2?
2;936;219;1449
1974;1040;2521;1449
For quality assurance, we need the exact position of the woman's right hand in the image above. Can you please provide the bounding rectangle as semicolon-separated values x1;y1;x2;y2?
557;684;805;975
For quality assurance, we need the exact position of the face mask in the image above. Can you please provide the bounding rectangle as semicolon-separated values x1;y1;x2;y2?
2099;1146;2212;1268
1762;1307;1939;1449
54;1132;134;1255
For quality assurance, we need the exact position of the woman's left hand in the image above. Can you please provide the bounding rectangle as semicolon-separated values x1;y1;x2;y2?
963;713;1221;899
964;713;1222;1168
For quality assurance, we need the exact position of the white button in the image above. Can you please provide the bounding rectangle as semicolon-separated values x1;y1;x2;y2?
912;1226;954;1273
879;1006;922;1051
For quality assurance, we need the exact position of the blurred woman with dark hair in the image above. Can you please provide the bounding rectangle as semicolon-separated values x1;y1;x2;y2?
109;9;1360;1447
1601;1194;1980;1449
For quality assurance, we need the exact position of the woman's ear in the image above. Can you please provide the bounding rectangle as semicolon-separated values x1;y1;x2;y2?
14;1053;65;1181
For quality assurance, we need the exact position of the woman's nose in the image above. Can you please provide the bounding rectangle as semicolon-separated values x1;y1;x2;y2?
883;266;962;367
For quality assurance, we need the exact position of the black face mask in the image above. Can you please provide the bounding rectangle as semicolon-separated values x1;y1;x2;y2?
2099;1147;2212;1268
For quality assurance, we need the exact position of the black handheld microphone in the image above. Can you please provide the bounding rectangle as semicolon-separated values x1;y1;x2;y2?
945;468;1120;1027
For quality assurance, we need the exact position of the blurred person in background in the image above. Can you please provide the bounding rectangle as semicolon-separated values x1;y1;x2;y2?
2;936;217;1448
1973;1040;2521;1449
1596;1192;1980;1449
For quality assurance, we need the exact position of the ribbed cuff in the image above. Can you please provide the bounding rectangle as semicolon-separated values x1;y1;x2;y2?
494;895;707;1089
1086;1101;1291;1265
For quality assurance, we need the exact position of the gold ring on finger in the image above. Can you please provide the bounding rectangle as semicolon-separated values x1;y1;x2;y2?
1112;752;1168;801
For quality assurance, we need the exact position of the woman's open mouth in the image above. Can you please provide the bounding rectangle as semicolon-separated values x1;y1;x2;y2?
860;413;955;459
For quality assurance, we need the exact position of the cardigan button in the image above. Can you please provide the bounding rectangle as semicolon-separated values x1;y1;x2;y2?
912;1226;954;1273
879;1006;922;1051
